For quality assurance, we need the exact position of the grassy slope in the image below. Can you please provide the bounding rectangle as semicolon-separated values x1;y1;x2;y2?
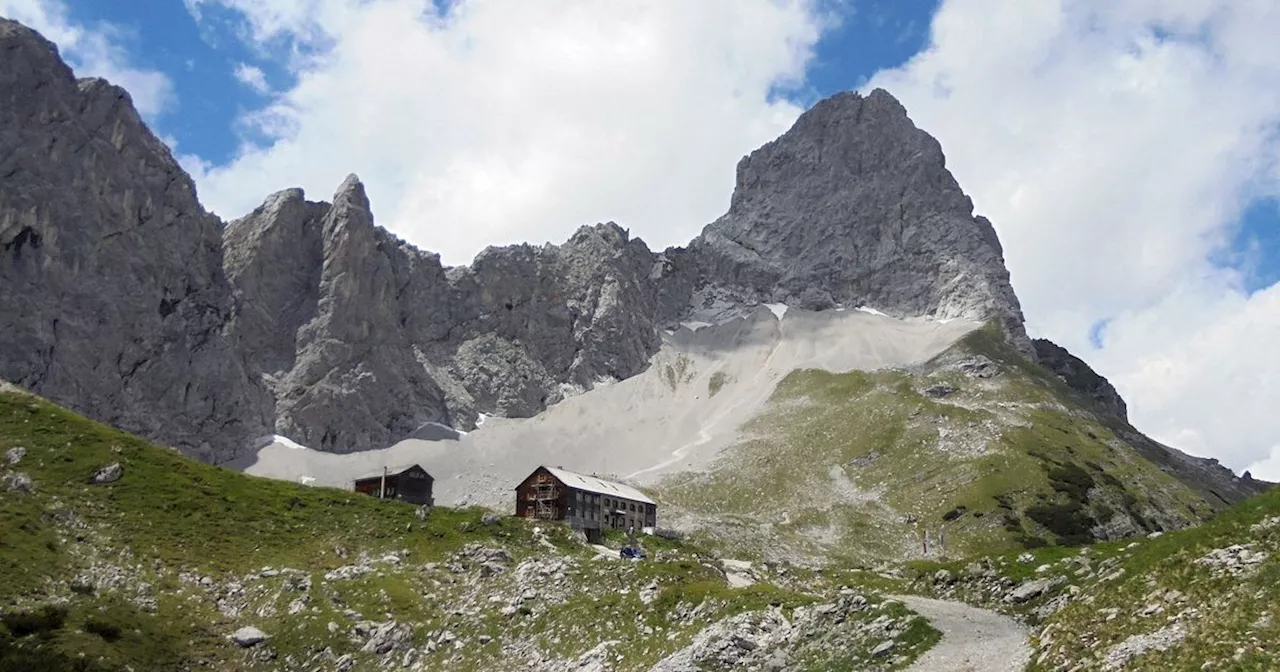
0;389;936;672
657;326;1215;564
900;485;1280;670
0;388;540;670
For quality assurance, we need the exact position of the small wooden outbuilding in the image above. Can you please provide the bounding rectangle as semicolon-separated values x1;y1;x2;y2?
353;464;434;506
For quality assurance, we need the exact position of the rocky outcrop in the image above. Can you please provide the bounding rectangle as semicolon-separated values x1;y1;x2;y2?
225;182;667;450
678;89;1033;356
264;176;454;452
223;188;327;376
445;221;663;411
0;19;271;463
1033;338;1128;420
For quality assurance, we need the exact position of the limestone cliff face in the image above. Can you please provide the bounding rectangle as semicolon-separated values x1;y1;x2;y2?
680;89;1032;356
237;177;455;453
0;19;272;462
223;188;327;377
223;178;666;451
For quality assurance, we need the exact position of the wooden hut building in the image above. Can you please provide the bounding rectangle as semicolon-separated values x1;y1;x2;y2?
515;466;656;541
353;464;434;506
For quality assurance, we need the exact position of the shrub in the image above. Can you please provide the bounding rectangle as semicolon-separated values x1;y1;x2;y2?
83;617;123;642
708;372;731;398
1018;535;1049;549
1046;463;1094;502
1;605;68;637
1026;501;1094;546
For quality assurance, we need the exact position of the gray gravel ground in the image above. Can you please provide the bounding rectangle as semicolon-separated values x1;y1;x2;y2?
894;595;1032;672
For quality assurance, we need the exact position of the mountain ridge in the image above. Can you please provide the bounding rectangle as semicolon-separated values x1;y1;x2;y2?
0;15;1263;519
217;83;1034;455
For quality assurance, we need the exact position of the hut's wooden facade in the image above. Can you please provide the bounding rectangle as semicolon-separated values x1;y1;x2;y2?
514;466;656;541
353;464;434;506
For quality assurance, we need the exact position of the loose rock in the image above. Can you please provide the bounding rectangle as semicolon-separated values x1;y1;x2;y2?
229;626;269;648
5;471;32;493
91;463;124;484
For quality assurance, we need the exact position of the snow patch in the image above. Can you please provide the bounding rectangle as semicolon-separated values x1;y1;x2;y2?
273;435;311;451
855;306;888;317
298;476;316;485
680;321;713;331
475;413;488;427
764;303;789;321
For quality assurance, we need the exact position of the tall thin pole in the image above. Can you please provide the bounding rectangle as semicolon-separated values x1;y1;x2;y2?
380;466;387;499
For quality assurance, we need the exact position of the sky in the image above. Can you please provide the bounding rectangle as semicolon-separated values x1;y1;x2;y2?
1;0;1277;481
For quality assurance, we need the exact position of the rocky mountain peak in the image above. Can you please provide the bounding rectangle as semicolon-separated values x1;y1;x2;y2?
1;17;61;76
688;87;1031;355
323;173;377;244
567;221;632;248
332;173;370;210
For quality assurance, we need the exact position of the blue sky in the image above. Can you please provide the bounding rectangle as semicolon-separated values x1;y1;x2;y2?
54;0;278;163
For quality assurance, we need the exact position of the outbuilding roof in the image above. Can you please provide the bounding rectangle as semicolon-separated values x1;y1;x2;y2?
532;466;656;505
353;463;431;482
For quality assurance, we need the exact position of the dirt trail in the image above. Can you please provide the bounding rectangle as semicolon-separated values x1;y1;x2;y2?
894;595;1031;672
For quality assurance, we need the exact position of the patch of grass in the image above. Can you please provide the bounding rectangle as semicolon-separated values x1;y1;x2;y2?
660;324;1222;565
708;371;731;398
661;353;695;391
1023;487;1280;670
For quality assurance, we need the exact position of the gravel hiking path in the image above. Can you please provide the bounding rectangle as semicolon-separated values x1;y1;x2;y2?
894;595;1032;672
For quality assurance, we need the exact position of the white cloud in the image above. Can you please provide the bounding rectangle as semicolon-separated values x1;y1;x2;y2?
233;62;270;94
1248;446;1280;482
182;0;829;261
0;0;174;118
865;0;1280;474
